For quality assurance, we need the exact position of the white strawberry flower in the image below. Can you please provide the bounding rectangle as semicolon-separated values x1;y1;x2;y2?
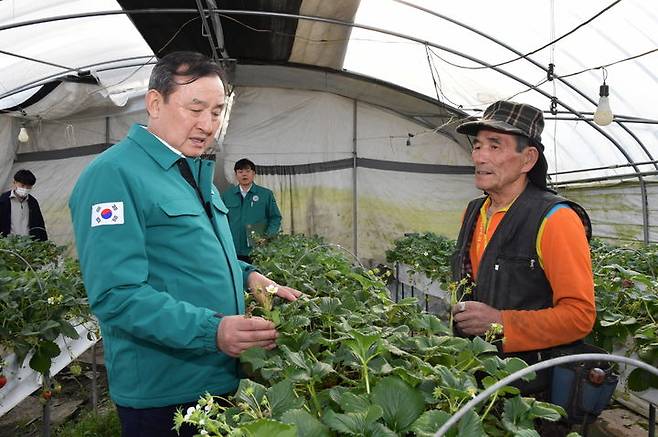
184;406;196;420
266;284;279;295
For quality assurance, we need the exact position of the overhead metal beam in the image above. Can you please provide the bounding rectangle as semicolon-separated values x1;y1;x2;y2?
195;0;220;61
551;160;658;177
392;0;652;243
0;7;653;241
0;8;647;169
393;0;657;170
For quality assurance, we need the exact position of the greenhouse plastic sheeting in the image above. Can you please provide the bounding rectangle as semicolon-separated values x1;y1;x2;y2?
220;87;479;260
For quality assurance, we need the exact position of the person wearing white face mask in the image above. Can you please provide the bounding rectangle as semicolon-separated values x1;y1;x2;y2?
0;169;48;241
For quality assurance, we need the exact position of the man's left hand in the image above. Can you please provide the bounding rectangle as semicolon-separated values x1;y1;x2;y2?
247;271;302;302
452;301;503;336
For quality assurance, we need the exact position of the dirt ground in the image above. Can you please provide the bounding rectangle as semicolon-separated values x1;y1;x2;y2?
0;343;108;437
589;405;655;437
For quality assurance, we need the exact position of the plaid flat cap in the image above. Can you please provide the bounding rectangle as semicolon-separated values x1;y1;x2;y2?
457;100;549;190
456;100;544;150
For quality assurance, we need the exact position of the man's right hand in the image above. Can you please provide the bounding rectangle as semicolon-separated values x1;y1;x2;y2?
216;315;278;357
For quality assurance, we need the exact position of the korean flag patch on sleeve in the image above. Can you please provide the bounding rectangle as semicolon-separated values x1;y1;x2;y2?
91;202;124;227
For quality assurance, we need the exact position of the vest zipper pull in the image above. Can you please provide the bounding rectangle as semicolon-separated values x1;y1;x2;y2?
494;264;499;271
530;259;536;269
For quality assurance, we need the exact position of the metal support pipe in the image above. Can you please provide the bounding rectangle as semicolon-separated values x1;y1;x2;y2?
91;342;98;413
0;8;648;172
554;170;658;185
195;0;220;61
435;353;658;436
544;116;658;124
41;372;51;437
352;99;358;257
395;263;400;303
391;0;654;243
0;55;155;102
392;0;657;170
640;177;650;244
105;116;110;145
1;7;652;242
649;403;655;437
551;160;658;176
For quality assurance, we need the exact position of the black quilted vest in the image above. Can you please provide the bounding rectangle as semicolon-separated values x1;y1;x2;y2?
451;183;591;393
452;183;591;308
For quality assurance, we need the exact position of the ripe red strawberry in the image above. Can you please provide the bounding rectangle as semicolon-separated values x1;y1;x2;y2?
41;390;52;400
0;375;7;389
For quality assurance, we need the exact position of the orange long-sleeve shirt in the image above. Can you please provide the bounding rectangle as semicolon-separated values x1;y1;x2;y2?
469;198;596;353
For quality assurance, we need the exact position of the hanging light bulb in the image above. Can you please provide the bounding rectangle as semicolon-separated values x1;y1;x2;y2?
593;82;613;126
17;126;29;143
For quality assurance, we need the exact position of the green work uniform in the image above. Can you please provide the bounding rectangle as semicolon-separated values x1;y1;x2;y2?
69;124;254;408
221;183;282;257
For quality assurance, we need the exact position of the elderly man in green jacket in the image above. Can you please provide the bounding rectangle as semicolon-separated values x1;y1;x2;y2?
221;158;282;263
69;52;299;437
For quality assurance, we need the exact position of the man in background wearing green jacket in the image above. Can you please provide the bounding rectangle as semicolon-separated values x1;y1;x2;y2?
222;158;282;263
69;52;300;437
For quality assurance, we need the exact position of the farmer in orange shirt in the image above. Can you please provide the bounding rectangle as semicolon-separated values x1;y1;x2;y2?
451;101;596;395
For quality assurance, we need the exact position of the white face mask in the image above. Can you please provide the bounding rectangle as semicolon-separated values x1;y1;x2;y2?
15;187;31;198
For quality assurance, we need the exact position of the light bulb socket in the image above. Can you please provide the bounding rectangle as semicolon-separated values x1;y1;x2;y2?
599;84;609;97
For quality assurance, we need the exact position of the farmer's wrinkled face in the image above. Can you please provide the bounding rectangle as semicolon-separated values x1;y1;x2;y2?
146;74;225;157
471;129;536;195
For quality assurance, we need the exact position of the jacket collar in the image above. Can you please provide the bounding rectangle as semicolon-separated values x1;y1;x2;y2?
127;124;180;170
231;183;260;195
127;124;209;170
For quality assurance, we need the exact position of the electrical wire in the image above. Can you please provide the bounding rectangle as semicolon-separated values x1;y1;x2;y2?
416;0;623;71
0;49;74;71
217;12;417;46
557;47;658;80
8;13;205;124
426;46;461;108
549;0;559;186
425;44;441;103
222;8;653;84
88;14;203;97
7;4;656;149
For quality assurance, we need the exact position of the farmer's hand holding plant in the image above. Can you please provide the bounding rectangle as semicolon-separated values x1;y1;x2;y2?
215;272;302;357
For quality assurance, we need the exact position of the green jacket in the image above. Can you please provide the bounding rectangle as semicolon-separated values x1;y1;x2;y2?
221;183;281;256
69;124;254;408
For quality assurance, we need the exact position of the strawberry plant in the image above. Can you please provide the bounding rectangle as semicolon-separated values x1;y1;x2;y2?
0;236;92;376
385;233;455;287
175;234;563;436
588;238;658;391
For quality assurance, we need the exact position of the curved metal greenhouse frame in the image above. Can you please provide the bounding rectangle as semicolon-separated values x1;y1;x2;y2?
0;5;656;242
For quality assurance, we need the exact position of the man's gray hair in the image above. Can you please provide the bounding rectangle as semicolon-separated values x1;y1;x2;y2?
149;51;226;102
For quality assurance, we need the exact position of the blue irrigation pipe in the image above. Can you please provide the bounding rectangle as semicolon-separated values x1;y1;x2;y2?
435;353;658;436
